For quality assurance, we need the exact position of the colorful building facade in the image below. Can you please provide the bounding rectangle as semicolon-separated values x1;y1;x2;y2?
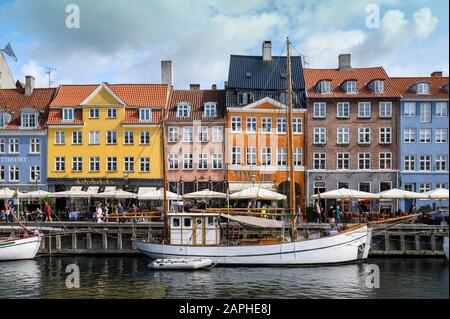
0;76;56;192
165;88;226;194
392;73;449;211
46;82;170;192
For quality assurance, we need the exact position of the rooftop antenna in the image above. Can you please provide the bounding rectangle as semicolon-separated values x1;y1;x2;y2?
300;54;311;68
44;66;57;88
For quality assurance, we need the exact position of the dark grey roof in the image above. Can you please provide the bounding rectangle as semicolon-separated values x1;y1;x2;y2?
227;55;305;90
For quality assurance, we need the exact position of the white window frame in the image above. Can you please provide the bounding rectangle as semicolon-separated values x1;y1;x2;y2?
198;154;208;170
379;152;392;170
435;155;447;172
168;127;179;143
358;153;371;170
313;127;326;144
337;127;350;144
337;153;350;170
436;102;448;117
107;108;117;119
379;127;392;144
261;147;272;166
89;157;100;172
212;153;223;170
30;138;40;154
232;147;242;166
55;131;65;145
403;128;416;143
404;102;416;117
313;102;326;118
72;157;83;172
177;104;190;118
417;82;430;95
313;153;326;170
168;153;179;170
358;102;371;118
183;153;193;170
55;157;66;172
419;103;431;122
337;102;350;118
358;127;371;144
124;131;134;145
261;117;272;134
373;80;384;93
404;155;416;172
419;128;432;144
345;81;357;94
89;108;100;119
21;112;38;128
9;166;19;182
89;131;100;145
204;103;217;118
277;148;287;166
106;131;118;145
212;126;223;142
379;102;392;118
435;128;448;143
198;127;208;142
231;117;242;132
62;108;75;122
246;147;256;166
246;117;256;133
8;138;19;154
107;157;117;172
124;157;135;172
293;118;302;134
30;166;40;182
140;157;151;173
72;131;83;145
277;118;287;134
183;127;193;142
139;108;152;122
140;131;151;145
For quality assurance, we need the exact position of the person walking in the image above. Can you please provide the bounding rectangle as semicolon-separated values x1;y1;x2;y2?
315;201;322;223
335;206;341;225
44;201;53;222
117;203;125;223
96;204;103;223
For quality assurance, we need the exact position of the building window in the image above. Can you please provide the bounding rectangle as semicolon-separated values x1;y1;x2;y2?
140;157;150;172
168;127;179;143
358;102;371;118
183;154;193;170
379;127;392;144
246;117;256;133
212;153;223;169
107;157;117;172
436;183;448;189
0;165;4;181
420;103;431;122
417;83;430;95
204;103;217;118
30;138;40;154
436;102;448;117
0;138;4;154
232;147;242;165
106;131;117;144
419;128;431;143
21;112;38;128
62;108;74;121
313;153;326;170
140;132;150;145
8;138;19;154
261;148;272;166
419;155;431;171
177;104;190;118
55;157;66;172
380;182;392;192
313;128;326;144
198;154;208;170
89;131;100;145
337;181;349;189
419;183;431;193
436;155;447;171
404;103;416;117
373;80;384;93
198;127;208;142
55;131;65;145
318;80;331;94
359;182;371;193
89;108;99;119
404;183;415;192
72;131;82;145
337;153;350;170
337;127;350;144
379;102;392;118
231;117;242;132
124;131;134;145
313;102;326;118
139;108;152;121
358;153;371;170
404;129;416;143
379;153;392;170
293;118;302;134
246;147;256;166
277;148;287;166
294;148;302;166
168;154;179;170
212;127;223;142
404;155;416;171
345;81;357;93
9;166;19;182
30;166;40;182
183;127;193;142
107;108;117;119
277;118;287;133
124;157;134;172
358;127;371;144
72;157;83;172
237;92;254;106
337;102;350;118
435;129;448;143
261;117;272;133
89;157;100;172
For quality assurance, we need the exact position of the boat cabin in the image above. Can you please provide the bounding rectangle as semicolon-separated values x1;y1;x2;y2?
168;213;221;246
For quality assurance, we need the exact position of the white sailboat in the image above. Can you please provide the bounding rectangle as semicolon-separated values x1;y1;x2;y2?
0;234;42;261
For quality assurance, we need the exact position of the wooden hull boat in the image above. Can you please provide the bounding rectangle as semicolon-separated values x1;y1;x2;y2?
149;258;215;270
444;237;449;260
135;225;372;266
0;234;42;261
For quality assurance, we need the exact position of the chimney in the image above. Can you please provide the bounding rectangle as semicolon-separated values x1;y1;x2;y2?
262;41;272;61
161;60;173;86
224;81;228;89
431;71;443;77
25;75;35;96
338;54;352;71
211;84;217;90
190;84;200;90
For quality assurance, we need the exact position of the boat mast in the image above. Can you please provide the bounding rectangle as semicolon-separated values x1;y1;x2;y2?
286;37;298;240
161;118;168;240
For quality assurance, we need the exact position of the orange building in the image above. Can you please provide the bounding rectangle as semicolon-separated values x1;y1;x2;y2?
226;97;306;208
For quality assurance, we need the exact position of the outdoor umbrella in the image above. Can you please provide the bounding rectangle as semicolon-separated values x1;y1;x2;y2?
377;188;428;199
0;188;18;199
229;187;287;201
311;188;379;200
95;189;137;199
51;190;91;199
138;189;181;200
424;189;449;200
20;190;54;199
183;189;227;200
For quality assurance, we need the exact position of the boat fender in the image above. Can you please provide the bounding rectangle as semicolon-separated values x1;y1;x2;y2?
358;244;365;252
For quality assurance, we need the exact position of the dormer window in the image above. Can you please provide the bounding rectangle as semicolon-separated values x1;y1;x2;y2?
177;104;190;118
0;112;5;128
204;103;217;118
373;80;384;93
417;82;430;95
317;80;331;94
62;108;74;122
21;111;38;128
344;81;357;94
139;108;152;122
237;92;254;106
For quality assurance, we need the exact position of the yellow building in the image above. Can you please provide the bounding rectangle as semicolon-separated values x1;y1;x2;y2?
47;83;170;193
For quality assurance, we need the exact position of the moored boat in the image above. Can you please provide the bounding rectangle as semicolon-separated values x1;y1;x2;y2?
444;237;449;260
0;233;42;261
149;258;215;270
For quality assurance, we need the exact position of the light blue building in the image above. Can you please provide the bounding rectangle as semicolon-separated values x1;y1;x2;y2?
393;73;449;211
0;76;56;193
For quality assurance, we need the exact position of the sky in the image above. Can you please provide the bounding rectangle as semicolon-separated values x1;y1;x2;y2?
0;0;448;89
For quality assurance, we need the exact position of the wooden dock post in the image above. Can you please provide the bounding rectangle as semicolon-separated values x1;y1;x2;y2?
117;231;123;251
431;234;436;251
384;233;390;252
48;235;52;255
87;232;92;250
102;232;108;250
415;235;420;251
56;235;62;251
400;235;406;252
72;233;77;250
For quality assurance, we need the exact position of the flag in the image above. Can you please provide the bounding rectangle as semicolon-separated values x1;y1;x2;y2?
2;43;17;62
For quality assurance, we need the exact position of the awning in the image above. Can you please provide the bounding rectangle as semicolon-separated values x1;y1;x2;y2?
183;189;227;199
104;186;117;192
229;187;287;201
138;187;157;195
221;214;285;229
423;189;449;200
70;186;83;192
95;189;137;199
19;190;53;199
228;182;275;193
377;188;428;199
311;188;379;200
86;186;100;195
138;189;181;200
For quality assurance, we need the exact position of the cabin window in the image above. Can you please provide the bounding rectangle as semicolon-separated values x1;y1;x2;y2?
207;217;215;226
184;218;192;227
172;218;180;227
196;218;202;226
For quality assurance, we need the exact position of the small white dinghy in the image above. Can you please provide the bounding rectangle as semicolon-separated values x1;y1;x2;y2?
149;258;215;270
443;237;449;260
0;233;42;261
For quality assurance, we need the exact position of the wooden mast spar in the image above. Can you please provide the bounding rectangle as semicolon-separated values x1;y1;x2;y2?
286;37;298;240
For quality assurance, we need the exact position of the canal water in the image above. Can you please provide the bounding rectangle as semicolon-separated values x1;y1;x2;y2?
0;257;448;299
